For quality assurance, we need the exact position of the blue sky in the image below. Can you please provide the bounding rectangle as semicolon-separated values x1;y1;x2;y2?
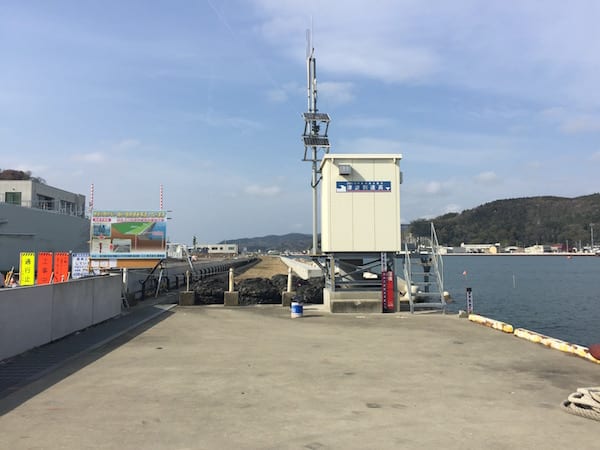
2;1;600;244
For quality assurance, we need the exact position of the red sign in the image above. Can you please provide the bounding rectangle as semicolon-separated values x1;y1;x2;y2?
54;252;70;283
382;270;395;312
37;252;53;284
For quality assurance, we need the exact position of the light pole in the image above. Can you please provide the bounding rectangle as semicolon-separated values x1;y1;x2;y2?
591;223;594;249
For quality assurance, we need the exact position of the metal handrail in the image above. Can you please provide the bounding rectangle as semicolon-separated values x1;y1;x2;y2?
403;243;413;310
430;223;445;306
0;198;85;218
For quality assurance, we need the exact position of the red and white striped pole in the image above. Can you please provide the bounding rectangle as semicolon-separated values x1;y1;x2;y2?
89;183;94;213
159;184;164;211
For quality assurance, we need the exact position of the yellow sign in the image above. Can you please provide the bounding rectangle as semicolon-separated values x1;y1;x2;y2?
19;252;35;286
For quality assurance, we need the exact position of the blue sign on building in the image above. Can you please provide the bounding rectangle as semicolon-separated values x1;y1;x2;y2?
336;181;392;193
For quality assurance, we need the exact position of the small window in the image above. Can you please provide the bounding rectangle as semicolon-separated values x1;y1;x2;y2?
5;192;22;205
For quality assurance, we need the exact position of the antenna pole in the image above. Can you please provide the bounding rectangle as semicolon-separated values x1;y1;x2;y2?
301;29;331;255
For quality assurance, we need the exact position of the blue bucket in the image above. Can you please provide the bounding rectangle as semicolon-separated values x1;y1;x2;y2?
291;301;303;318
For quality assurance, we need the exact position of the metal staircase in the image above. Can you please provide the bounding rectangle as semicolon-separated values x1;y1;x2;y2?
404;223;446;313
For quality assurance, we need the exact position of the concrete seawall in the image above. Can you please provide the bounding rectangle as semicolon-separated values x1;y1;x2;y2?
0;275;121;361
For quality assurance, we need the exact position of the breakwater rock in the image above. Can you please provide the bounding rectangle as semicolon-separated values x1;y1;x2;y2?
190;275;324;305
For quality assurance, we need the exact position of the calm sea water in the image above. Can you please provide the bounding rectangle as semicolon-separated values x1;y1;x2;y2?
442;255;600;347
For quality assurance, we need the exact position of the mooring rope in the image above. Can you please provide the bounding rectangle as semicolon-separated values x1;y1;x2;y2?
561;387;600;421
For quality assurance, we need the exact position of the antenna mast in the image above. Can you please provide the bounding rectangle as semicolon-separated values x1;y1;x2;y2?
302;29;331;255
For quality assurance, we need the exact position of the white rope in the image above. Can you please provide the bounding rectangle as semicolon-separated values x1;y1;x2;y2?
561;387;600;421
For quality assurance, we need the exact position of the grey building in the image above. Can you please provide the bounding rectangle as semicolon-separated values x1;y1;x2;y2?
0;180;89;272
0;179;86;217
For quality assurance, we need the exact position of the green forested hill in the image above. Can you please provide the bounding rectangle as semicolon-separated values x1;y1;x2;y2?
409;194;600;247
221;233;312;253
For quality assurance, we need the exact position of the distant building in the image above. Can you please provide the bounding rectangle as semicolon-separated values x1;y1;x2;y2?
524;244;551;254
503;246;523;253
194;244;239;256
166;243;187;260
438;246;467;254
0;179;86;217
460;243;499;254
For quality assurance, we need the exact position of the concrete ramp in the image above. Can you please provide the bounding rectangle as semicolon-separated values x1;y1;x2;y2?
280;256;322;280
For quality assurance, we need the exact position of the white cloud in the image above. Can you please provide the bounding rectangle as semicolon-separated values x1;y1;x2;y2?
590;152;600;162
474;171;500;184
318;81;355;105
560;115;600;134
266;81;303;104
267;88;288;103
113;139;140;151
339;137;403;153
244;184;281;197
541;107;600;134
73;152;105;163
252;1;600;107
424;181;441;195
190;111;262;131
527;161;543;169
442;204;461;214
337;116;396;129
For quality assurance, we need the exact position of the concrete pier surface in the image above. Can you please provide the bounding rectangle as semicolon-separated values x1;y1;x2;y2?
1;305;599;449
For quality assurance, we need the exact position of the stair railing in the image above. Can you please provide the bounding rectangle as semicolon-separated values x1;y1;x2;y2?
430;222;446;307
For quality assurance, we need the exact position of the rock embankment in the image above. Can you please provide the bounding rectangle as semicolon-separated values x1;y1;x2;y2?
190;256;324;305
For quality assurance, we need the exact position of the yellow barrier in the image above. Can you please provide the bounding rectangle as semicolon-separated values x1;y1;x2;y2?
513;328;600;364
468;314;514;334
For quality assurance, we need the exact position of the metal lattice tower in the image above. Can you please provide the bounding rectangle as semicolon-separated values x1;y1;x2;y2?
302;30;331;255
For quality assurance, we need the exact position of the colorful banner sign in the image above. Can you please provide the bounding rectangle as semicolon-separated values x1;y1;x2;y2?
71;253;91;279
37;252;53;284
54;252;70;283
19;252;35;286
90;210;167;259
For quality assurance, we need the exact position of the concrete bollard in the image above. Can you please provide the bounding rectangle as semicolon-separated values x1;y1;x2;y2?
228;267;234;292
179;291;195;306
224;267;239;306
287;267;293;293
282;291;295;307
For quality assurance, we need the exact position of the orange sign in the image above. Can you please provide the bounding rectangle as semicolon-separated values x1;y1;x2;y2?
54;252;70;283
37;252;53;284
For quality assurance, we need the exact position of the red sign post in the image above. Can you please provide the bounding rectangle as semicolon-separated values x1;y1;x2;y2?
37;252;53;284
54;252;70;283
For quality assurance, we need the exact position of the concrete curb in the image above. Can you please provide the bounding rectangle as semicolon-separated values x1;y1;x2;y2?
468;313;514;333
513;327;600;364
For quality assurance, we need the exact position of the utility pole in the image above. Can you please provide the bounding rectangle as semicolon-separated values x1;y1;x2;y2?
301;30;331;255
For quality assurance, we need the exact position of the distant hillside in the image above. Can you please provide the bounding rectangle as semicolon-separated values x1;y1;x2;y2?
409;194;600;247
220;233;312;253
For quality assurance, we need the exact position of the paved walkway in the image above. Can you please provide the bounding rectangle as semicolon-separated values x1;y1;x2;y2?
1;303;599;449
0;293;178;400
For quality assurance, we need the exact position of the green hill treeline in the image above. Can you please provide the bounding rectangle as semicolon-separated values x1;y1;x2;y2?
409;194;600;248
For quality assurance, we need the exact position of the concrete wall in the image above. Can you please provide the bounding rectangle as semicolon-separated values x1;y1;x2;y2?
323;288;382;313
280;257;322;280
0;274;122;361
